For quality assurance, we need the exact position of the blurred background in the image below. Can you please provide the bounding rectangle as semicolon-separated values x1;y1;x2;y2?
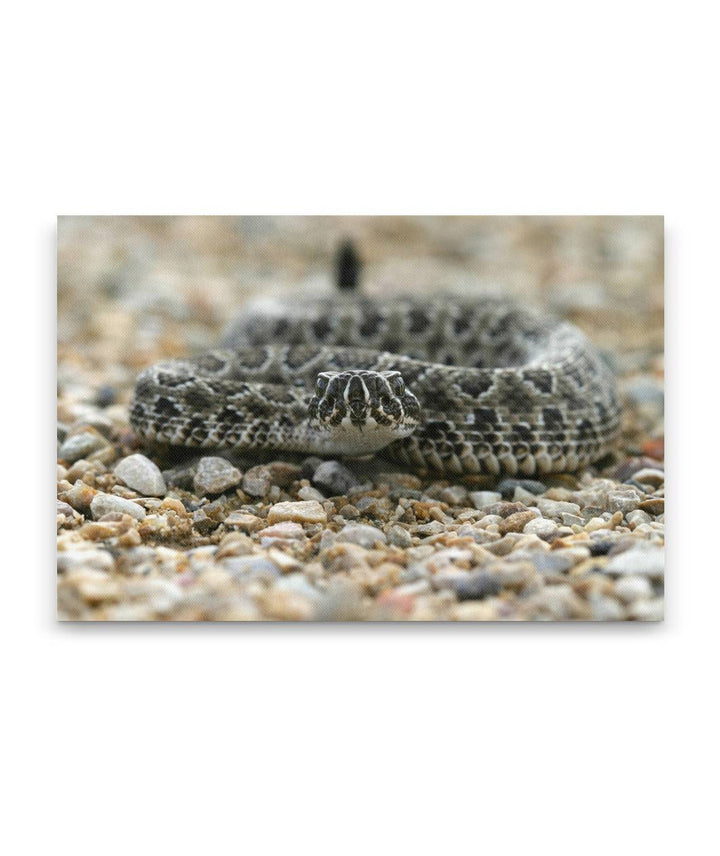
57;216;664;458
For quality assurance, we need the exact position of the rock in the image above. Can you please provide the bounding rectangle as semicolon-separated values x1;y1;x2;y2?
523;518;558;539
561;512;584;527
626;509;652;529
536;498;582;518
224;511;265;532
607;490;642;515
589;595;625;621
339;503;360;520
439;485;468;505
480;501;529;518
336;522;387;548
241;465;273;497
297;485;326;502
387;524;413;548
57;548;115;574
312;460;361;495
258;522;306;545
631;468;665;488
90;493;146;521
498;510;538;534
454;571;503;601
469;491;502;509
266;500;327;525
638;498;664;515
114;453;167;496
192;508;218;534
193;457;242;495
528;553;573;575
496;478;547;500
627;598;665;621
223;554;281;581
605;545;664;579
58;429;109;463
615;575;654;603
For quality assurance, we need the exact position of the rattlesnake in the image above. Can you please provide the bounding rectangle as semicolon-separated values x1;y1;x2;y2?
130;292;621;476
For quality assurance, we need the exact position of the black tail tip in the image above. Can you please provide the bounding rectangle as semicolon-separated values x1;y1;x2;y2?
335;239;363;291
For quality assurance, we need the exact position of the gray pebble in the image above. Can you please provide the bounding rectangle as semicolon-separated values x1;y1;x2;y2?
387;524;413;548
58;431;108;464
336;522;387;548
605;545;664;578
469;491;502;509
297;485;326;502
497;478;547;500
615;575;654;603
439;485;468;505
57;548;115;574
607;489;642;515
589;594;625;621
90;493;146;521
631;468;665;488
194;457;242;495
536;498;581;518
561;512;584;527
223;554;281;581
114;453;166;496
523;517;558;538
528;553;573;575
454;571;503;601
241;465;273;497
312;460;361;495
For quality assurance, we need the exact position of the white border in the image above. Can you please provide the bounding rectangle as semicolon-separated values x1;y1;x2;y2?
4;3;717;854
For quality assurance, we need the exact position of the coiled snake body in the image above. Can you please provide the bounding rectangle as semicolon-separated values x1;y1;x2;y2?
130;295;621;476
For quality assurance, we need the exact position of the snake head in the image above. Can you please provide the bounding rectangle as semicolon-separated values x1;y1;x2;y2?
307;369;420;455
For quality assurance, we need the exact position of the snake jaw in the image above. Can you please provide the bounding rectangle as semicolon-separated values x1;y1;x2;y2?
307;369;420;455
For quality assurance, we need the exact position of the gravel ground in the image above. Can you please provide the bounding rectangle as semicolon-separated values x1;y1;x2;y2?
57;216;664;621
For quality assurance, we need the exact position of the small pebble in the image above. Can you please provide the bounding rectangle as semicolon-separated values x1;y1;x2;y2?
469;491;502;509
266;500;327;525
605;545;664;578
336;522;387;548
312;460;361;494
297;485;326;502
194;457;243;495
90;493;146;521
497;478;547;499
58;430;109;464
523;517;558;539
114;453;167;497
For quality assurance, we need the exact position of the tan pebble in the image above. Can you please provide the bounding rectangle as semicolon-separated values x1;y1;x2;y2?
638;498;664;515
498;510;537;534
569;556;610;576
266;500;327;525
63;570;120;604
450;600;502;621
217;532;255;558
258;521;306;541
224;511;265;532
258;589;315;621
117;528;142;547
266;548;302;573
60;481;98;514
584;516;610;532
632;467;665;487
160;497;188;516
80;520;126;540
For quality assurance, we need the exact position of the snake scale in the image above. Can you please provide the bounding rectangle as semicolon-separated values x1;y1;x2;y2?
130;293;621;476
